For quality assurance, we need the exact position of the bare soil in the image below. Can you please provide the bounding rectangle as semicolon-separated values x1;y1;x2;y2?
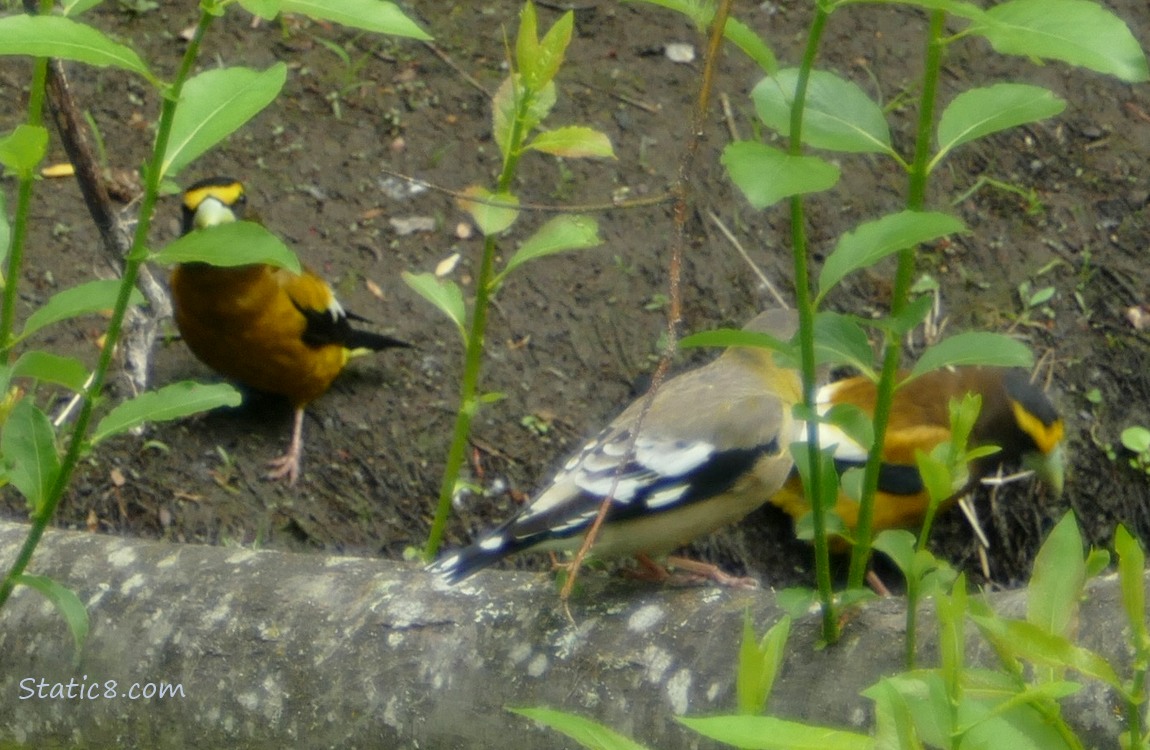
2;0;1149;590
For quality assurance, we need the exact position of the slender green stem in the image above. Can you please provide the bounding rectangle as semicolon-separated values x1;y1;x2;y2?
789;6;837;644
0;43;49;356
1127;665;1147;749
424;79;532;560
0;10;216;610
846;9;947;591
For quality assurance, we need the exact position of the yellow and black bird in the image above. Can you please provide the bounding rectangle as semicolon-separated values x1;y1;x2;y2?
430;308;1066;583
429;309;801;584
769;365;1065;538
171;176;409;484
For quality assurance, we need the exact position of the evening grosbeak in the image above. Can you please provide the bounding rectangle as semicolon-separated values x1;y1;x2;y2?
430;309;801;583
769;365;1065;537
170;176;409;484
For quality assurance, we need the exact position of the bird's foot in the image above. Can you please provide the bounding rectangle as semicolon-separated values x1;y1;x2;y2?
265;450;301;485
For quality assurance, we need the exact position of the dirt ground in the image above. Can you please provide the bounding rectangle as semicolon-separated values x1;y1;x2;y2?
2;1;1149;591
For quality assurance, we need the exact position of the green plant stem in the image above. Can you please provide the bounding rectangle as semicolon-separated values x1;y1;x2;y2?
789;5;836;644
424;80;532;561
846;9;947;591
0;9;215;610
0;4;50;356
1127;664;1147;749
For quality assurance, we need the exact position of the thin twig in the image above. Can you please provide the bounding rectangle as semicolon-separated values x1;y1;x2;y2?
422;41;489;96
706;209;788;308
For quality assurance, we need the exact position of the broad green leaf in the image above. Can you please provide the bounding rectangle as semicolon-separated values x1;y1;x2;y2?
498;215;600;283
402;271;466;340
865;679;924;750
509;707;650;750
162;65;287;179
935;84;1065;166
63;0;106;16
869;672;952;748
457;186;520;236
818;211;965;301
723;142;839;209
2;399;60;514
751;69;893;155
873;529;917;577
492;76;557;160
823;402;874;454
526;126;615;159
238;0;283;18
907;332;1032;381
0;124;49;178
151;221;300;272
915;449;953;507
20;279;143;341
11;351;89;392
813;312;876;380
1120;426;1150;454
280;0;430;39
680;715;873;750
15;574;89;659
1114;525;1149;650
0;16;155;83
90;382;242;446
970;614;1122;689
974;0;1149;82
1027;512;1084;638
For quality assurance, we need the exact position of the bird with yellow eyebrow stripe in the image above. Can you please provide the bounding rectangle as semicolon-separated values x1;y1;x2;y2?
170;176;409;484
769;366;1065;541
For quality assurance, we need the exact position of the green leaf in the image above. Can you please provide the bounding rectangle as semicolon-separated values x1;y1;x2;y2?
907;332;1033;381
723;16;777;75
1114;525;1149;650
2;399;60;514
457;186;520;236
915;448;953;506
822;402;874;454
526;126;615;159
0;16;155;83
974;0;1149;83
20;279;143;342
935;84;1065;167
1027;512;1085;638
679;328;795;361
279;0;430;39
751;69;893;155
402;271;466;341
162;64;287;179
873;529;917;579
498;215;601;283
1120;426;1150;454
238;0;283;19
813;312;876;380
723;142;840;209
818;211;965;302
520;5;572;90
0;124;49;178
90;381;242;446
0;188;9;270
737;613;791;715
14;574;89;660
971;614;1122;689
868;672;952;748
492;76;557;160
509;707;650;750
680;715;873;750
151;221;300;272
11;351;90;392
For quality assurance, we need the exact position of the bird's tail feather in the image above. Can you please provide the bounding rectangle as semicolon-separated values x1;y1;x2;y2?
346;329;411;354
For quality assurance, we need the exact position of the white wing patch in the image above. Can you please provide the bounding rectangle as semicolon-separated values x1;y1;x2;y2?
810;382;868;462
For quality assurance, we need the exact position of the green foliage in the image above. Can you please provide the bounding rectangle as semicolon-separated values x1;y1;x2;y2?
0;0;428;643
508;707;650;750
737;612;792;715
1120;426;1150;475
411;1;613;559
